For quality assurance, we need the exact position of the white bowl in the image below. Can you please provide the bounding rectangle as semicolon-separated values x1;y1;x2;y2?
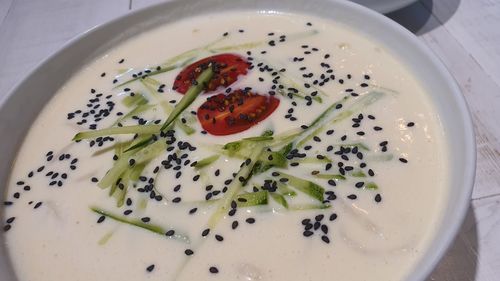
0;0;475;280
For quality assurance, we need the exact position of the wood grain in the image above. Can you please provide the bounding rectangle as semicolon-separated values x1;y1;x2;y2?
0;1;499;280
0;0;129;97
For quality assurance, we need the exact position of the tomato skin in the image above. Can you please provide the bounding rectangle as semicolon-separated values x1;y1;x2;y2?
173;54;249;94
197;90;280;136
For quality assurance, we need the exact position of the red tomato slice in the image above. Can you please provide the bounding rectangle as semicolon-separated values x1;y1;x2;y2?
197;90;280;135
173;54;249;94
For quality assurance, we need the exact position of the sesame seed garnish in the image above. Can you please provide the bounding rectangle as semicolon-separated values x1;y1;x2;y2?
375;194;382;203
185;249;194;256
246;218;256;224
399;158;408;163
209;266;219;274
146;264;155;272
97;216;105;223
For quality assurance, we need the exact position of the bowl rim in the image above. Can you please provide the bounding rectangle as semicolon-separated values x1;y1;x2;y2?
0;0;476;281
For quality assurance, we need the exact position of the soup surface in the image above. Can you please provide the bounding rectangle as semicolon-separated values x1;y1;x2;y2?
3;11;448;281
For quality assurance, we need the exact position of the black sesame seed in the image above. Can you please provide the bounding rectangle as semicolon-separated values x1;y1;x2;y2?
97;216;105;223
245;218;256;224
202;228;210;237
375;194;382;203
215;234;224;241
407;122;415;127
4;225;11;232
329;213;337;221
185;249;194;256
189;208;198;214
165;230;175;236
232;220;239;230
146;264;155;272
347;194;357;200
303;230;313;237
321;235;330;244
141;217;150;223
209;266;219;274
399;158;408;163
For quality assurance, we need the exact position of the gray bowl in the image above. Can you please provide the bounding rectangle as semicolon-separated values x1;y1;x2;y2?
0;0;475;280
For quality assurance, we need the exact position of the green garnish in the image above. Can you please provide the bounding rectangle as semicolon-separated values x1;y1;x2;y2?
365;182;379;190
73;125;161;141
161;68;214;131
277;172;325;202
90;207;189;243
270;193;289;209
313;173;346;181
235;191;268;207
194;155;220;170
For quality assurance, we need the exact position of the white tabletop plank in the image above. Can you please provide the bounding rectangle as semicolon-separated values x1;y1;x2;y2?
391;2;500;200
1;1;499;281
0;0;130;98
0;0;14;25
425;0;500;87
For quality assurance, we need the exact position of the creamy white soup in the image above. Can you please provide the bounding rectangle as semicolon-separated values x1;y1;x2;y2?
3;11;448;281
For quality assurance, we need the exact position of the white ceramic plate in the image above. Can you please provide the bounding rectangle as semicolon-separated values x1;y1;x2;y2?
0;0;475;280
351;0;418;13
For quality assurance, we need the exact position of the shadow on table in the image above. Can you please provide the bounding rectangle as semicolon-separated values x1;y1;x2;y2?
386;0;461;35
426;204;479;280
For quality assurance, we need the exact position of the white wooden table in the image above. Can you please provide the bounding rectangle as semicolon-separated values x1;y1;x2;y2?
0;0;498;280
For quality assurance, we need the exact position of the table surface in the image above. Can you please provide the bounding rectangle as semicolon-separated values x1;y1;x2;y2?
0;0;499;280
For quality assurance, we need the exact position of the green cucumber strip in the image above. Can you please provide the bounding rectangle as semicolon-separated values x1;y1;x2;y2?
129;163;146;181
98;230;115;245
365;182;379;190
90;207;190;243
313;174;346;180
108;178;118;195
132;140;167;165
122;93;148;108
296;91;385;148
351;170;366;178
212;29;317;53
176;120;196;135
73;125;161;141
160;67;214;131
278;172;325;202
294;97;349;147
276;182;297;197
270;193;288;209
208;148;264;228
235;191;268;208
288;203;331;211
115;177;128;208
125;68;211;152
242;135;274;142
252;150;288;175
194;155;220;170
277;81;322;103
367;153;394;161
295;156;332;164
98;148;138;189
112;104;155;127
140;79;162;101
114;57;195;89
